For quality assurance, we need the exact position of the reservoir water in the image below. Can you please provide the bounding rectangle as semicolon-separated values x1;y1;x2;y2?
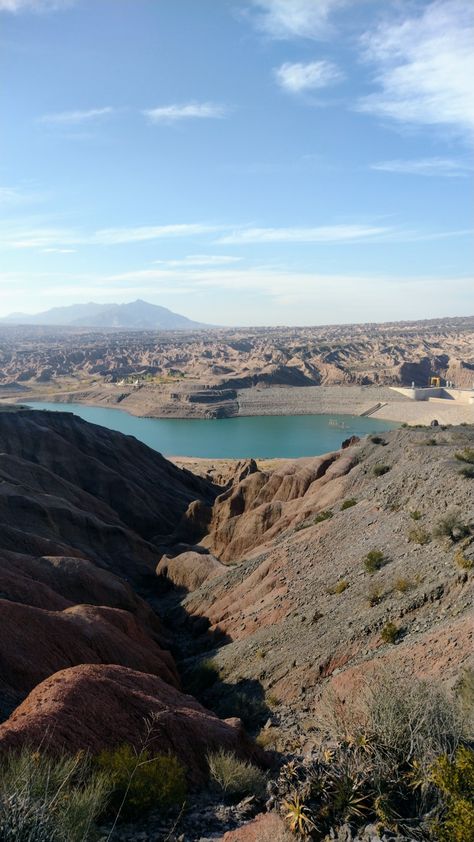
24;401;397;459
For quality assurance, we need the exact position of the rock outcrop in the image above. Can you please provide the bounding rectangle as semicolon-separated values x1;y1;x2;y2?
0;664;262;783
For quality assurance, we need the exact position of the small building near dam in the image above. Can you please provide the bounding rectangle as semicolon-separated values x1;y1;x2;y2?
390;385;474;404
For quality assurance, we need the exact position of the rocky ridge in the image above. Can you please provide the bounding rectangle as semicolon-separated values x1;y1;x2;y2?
1;316;473;420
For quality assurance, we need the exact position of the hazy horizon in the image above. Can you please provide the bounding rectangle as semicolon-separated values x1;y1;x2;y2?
1;0;473;325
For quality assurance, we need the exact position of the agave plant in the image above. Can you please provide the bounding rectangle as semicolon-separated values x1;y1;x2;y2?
283;793;316;836
329;770;372;823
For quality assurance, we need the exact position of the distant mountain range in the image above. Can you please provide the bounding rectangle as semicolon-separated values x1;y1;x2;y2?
0;300;210;330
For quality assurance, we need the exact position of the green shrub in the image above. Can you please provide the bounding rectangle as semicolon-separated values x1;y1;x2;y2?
410;510;422;520
313;510;333;523
215;690;268;730
96;744;186;820
431;746;474;842
0;749;109;842
434;511;469;542
459;466;474;479
185;658;220;696
373;464;390;476
370;436;385;445
454;447;474;464
363;549;386;574
341;498;357;510
381;622;399;644
408;526;431;545
207;750;266;797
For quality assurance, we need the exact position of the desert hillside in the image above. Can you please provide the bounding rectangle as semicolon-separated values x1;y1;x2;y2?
0;317;473;422
0;407;472;840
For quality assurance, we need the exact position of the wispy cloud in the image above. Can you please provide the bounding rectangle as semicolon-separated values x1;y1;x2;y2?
357;0;474;140
248;0;348;40
143;102;228;124
153;254;242;267
39;107;115;124
216;224;392;245
275;59;344;93
1;219;470;252
0;0;72;11
0;185;45;204
0;222;223;250
42;247;76;253
371;157;472;177
2;265;472;323
92;224;222;246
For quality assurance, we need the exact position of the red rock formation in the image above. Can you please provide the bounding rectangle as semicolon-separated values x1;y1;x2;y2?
157;549;227;591
0;599;179;706
0;664;263;783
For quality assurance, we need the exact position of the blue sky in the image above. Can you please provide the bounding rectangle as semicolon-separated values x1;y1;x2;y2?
1;0;473;325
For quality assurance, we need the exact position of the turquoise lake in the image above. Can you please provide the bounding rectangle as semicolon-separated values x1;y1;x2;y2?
24;401;397;459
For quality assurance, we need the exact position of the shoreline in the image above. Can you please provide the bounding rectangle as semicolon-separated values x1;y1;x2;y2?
2;382;473;426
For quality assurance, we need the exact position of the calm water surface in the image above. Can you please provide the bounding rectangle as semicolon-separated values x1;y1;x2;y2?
25;401;397;459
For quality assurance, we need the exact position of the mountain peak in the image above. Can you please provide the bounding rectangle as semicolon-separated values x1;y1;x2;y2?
0;300;210;330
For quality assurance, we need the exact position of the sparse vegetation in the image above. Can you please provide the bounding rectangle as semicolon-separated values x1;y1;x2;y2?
207;750;266;798
185;657;220;696
381;621;399;644
410;509;422;520
363;549;387;574
431;746;474;842
424;437;437;446
327;579;349;595
266;692;281;708
367;586;383;606
454;548;473;570
408;526;431;545
434;511;469;542
459;465;474;478
278;673;467;840
313;510;333;524
341;498;357;510
370;436;385;445
454;447;474;464
0;748;109;842
394;576;414;593
215;689;268;729
255;728;278;750
373;464;390;476
96;743;186;820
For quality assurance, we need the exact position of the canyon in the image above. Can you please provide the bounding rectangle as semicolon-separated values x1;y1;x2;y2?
0;405;472;839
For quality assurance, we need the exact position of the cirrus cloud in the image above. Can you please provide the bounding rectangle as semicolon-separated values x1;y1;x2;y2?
248;0;348;40
357;0;474;141
0;0;72;10
39;107;115;124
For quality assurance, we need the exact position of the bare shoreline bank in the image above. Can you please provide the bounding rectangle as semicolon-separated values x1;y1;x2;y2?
3;382;473;426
